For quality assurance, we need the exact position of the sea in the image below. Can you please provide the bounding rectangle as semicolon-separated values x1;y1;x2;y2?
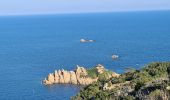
0;11;170;100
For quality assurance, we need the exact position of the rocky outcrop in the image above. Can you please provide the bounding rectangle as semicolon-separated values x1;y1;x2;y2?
71;62;170;100
43;73;55;85
112;72;120;78
43;65;119;85
96;64;105;74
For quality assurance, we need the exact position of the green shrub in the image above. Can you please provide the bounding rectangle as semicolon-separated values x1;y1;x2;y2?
150;89;162;96
72;62;170;100
135;82;144;91
87;68;98;78
96;91;109;100
98;71;112;82
142;62;170;78
124;96;135;100
111;77;125;84
147;89;170;100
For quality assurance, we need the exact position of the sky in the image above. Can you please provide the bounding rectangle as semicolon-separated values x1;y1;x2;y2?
0;0;170;15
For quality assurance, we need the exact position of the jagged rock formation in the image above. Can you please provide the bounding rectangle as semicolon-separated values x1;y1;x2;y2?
96;64;119;78
43;64;119;85
96;64;105;74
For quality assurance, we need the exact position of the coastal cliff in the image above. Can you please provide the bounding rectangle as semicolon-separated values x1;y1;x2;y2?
43;64;119;85
43;62;170;100
72;62;170;100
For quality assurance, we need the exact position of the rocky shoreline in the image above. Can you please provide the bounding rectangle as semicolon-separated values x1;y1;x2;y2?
43;64;119;85
72;62;170;100
43;62;170;100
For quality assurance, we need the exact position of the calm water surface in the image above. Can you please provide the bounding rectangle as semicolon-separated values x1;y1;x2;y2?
0;11;170;100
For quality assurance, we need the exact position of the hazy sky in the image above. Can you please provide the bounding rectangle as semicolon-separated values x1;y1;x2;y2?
0;0;170;15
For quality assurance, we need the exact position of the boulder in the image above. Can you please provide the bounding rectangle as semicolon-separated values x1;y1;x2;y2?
112;72;120;78
75;65;88;77
96;64;105;74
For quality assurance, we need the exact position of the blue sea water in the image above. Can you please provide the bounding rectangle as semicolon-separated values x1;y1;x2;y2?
0;11;170;100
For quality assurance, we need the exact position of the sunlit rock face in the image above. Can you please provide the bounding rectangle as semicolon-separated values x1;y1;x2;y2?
43;65;119;85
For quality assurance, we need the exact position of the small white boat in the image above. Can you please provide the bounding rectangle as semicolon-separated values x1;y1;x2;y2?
80;39;95;43
111;55;119;60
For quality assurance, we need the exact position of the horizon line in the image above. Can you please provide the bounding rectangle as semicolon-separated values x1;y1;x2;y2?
0;9;170;17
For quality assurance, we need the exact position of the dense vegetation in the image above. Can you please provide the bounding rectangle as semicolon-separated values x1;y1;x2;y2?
87;67;113;81
72;62;170;100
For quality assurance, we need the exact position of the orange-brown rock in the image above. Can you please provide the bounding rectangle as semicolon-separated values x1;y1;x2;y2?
43;73;55;85
43;65;119;85
112;72;120;78
96;64;105;74
54;70;59;83
62;70;71;83
70;71;77;84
